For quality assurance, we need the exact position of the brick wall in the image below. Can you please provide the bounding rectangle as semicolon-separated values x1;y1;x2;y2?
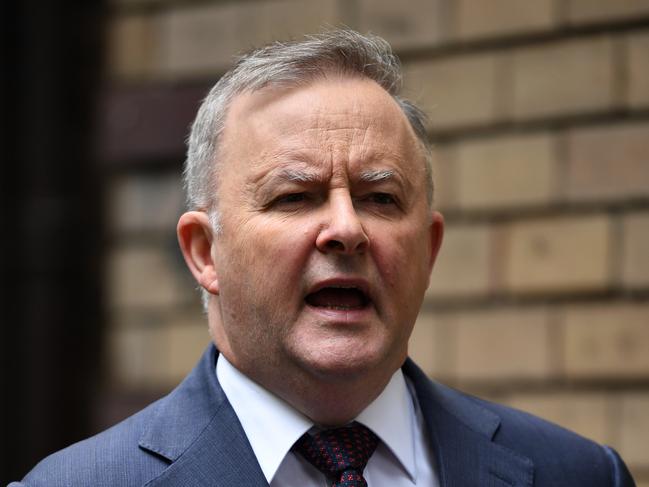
102;0;649;481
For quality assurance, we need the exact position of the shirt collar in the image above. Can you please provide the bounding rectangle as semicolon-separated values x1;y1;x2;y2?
216;354;417;483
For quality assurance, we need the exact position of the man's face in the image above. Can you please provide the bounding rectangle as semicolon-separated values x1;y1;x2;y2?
209;77;442;395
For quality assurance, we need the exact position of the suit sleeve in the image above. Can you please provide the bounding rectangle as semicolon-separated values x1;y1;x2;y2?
603;445;637;487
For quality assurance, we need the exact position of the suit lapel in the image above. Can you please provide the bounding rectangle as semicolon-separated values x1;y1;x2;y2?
139;345;268;486
135;346;532;486
404;360;534;487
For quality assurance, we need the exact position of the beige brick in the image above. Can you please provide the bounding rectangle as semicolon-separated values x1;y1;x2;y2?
454;0;556;40
358;0;448;50
404;54;500;130
158;3;240;77
567;0;649;23
627;32;649;108
511;37;615;119
427;223;491;297
165;315;210;383
107;244;195;310
507;393;612;444
619;394;649;468
504;215;611;293
562;304;649;379
157;1;345;77
566;123;649;202
431;144;457;210
108;323;169;389
455;308;552;381
236;0;345;51
410;311;456;378
622;212;649;288
108;14;159;80
455;133;557;210
109;173;184;234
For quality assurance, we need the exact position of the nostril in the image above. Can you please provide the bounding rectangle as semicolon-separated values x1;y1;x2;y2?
326;240;345;250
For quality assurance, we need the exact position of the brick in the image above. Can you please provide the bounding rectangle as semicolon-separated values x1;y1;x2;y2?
455;133;557;210
109;173;184;234
108;14;159;80
165;314;210;383
567;0;649;23
236;0;345;51
98;83;207;163
507;393;612;444
107;322;169;389
503;215;611;293
431;144;457;210
157;1;345;77
454;0;556;40
107;243;196;310
622;212;649;288
562;304;649;379
158;3;240;77
427;223;491;297
619;394;649;468
358;0;448;50
455;308;552;381
627;32;649;108
410;311;456;378
404;54;500;130
511;37;615;119
566;122;649;202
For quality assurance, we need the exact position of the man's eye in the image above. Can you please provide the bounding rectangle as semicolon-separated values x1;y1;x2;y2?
367;193;396;205
275;193;307;205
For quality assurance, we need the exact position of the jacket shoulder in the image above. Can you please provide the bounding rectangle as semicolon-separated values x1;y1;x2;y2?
404;358;635;486
466;394;635;486
14;400;169;487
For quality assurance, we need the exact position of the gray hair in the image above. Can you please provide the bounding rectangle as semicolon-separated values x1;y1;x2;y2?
182;29;434;310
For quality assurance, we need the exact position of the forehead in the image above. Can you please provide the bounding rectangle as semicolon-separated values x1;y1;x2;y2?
219;77;424;178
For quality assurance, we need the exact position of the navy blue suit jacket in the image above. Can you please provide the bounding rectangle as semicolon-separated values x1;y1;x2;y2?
12;345;635;486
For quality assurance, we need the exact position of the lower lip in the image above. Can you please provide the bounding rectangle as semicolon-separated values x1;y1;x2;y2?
304;303;375;323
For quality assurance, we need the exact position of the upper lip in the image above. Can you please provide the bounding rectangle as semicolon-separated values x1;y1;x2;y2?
305;277;373;301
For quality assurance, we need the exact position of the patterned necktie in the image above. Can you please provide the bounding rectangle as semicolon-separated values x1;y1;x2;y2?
293;421;379;487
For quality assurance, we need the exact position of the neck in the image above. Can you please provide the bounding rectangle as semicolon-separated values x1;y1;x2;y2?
227;349;401;426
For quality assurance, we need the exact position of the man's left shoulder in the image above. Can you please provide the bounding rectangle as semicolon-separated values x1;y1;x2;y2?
476;395;635;485
404;359;636;486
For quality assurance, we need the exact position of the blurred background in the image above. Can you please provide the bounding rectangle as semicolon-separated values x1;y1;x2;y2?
3;0;649;484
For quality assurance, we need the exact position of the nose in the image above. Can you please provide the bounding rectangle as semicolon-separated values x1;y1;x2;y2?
315;192;370;254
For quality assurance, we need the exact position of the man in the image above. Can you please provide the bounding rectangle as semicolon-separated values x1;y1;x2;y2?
13;30;635;486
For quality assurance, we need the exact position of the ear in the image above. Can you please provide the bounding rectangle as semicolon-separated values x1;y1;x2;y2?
427;211;444;275
177;211;220;295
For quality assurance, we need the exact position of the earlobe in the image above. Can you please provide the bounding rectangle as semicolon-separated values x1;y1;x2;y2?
177;211;220;295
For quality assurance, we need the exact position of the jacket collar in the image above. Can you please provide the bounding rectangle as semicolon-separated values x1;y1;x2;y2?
138;346;532;487
404;359;534;487
139;345;268;486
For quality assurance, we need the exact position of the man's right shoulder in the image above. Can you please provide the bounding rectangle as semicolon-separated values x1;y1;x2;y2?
10;399;170;487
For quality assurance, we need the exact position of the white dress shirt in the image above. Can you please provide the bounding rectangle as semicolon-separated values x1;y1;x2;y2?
216;355;439;486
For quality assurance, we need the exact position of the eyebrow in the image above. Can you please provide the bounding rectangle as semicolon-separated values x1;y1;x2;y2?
263;167;398;185
274;168;321;183
359;169;395;183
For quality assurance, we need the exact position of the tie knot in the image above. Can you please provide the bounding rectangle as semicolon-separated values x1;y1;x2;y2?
294;422;379;487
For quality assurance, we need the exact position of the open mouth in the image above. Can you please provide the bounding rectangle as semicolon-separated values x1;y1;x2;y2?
305;286;370;310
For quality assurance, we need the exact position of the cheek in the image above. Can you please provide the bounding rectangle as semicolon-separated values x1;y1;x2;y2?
370;222;432;289
229;217;317;286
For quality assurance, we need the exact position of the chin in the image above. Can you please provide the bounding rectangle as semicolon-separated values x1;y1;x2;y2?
293;339;402;383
